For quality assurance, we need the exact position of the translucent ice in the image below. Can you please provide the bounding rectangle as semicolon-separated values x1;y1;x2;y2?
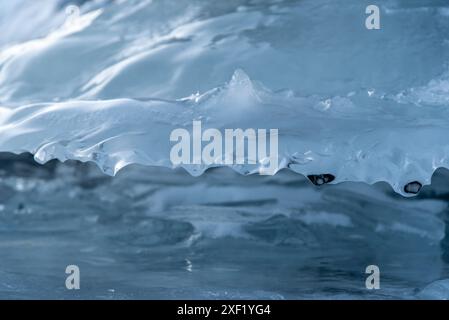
1;0;449;197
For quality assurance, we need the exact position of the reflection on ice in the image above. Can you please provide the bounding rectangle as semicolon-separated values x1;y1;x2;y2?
0;153;448;299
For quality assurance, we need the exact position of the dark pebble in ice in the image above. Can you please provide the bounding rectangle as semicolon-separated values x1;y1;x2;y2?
307;174;335;186
404;181;422;194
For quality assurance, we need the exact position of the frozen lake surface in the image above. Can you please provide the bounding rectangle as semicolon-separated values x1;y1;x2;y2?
1;0;449;299
0;155;448;299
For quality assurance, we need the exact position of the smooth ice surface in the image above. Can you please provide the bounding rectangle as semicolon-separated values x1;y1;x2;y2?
0;155;449;299
1;0;449;195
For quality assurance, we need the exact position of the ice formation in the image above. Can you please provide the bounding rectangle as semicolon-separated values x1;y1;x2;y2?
1;0;449;300
1;0;449;196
